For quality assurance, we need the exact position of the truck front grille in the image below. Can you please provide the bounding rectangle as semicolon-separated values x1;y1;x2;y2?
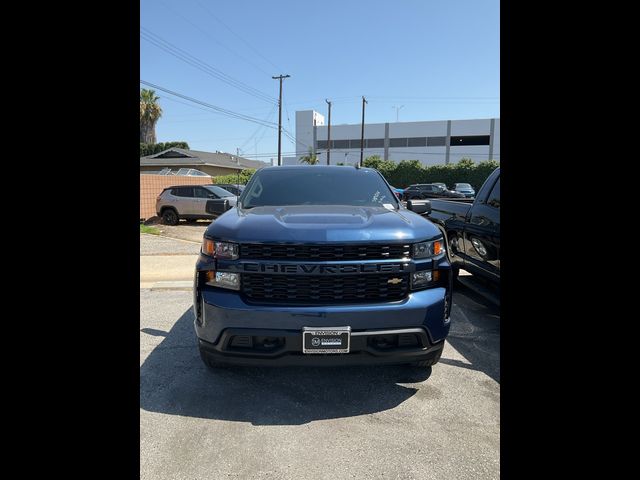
240;243;411;261
242;273;410;304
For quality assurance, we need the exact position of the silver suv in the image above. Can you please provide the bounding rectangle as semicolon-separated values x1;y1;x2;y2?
156;185;237;225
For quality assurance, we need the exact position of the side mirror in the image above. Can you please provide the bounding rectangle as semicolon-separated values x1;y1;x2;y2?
205;198;230;215
406;199;431;215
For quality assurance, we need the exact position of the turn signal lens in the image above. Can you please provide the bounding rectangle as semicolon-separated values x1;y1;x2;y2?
433;240;443;256
202;238;215;256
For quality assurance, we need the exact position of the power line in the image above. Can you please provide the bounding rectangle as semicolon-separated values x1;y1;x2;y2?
140;28;276;104
156;0;274;77
194;0;282;72
239;103;278;150
140;80;279;128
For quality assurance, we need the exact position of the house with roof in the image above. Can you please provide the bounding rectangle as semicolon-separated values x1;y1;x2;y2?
140;147;268;176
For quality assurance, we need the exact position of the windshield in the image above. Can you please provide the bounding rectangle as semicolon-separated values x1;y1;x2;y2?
241;168;399;209
204;185;234;197
456;183;472;189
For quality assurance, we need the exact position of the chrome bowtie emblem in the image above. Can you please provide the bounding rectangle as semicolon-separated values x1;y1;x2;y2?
387;277;402;285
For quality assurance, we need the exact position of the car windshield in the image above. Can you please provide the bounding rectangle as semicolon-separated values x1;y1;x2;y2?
204;185;235;197
241;167;399;209
456;183;472;188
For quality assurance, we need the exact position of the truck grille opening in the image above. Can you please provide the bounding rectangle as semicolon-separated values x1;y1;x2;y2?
242;273;410;304
240;243;411;261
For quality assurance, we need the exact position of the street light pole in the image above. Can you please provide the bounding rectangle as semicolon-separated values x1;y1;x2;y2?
392;105;404;122
325;99;332;165
272;74;290;166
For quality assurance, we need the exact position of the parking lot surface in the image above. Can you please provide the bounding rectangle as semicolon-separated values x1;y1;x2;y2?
140;284;500;480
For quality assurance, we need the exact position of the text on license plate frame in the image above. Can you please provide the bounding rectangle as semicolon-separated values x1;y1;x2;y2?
302;326;351;354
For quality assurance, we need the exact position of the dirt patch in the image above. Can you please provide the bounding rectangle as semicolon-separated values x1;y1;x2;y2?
144;218;211;244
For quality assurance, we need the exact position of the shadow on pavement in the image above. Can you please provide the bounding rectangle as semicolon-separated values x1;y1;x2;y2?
443;281;500;383
140;308;435;425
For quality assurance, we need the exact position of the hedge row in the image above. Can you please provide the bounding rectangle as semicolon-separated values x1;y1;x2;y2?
210;158;500;191
140;141;190;157
212;169;256;185
363;156;500;190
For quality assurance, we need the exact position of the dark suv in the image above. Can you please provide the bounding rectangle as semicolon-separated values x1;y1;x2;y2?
402;184;465;201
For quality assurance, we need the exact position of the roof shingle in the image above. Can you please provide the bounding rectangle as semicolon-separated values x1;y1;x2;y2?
140;148;267;170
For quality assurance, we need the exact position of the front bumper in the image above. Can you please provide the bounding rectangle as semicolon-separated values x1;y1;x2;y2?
198;331;444;367
194;287;450;366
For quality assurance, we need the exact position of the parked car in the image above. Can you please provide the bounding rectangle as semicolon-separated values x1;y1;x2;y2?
214;183;245;196
156;185;236;225
452;183;476;198
432;182;448;190
194;165;452;369
402;184;465;201
390;186;404;200
426;168;500;284
175;168;211;177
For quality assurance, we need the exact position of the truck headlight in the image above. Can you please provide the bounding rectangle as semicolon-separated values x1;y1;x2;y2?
205;271;240;290
413;239;445;259
411;270;441;289
202;239;239;259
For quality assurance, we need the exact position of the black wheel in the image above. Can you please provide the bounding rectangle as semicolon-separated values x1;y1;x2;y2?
411;343;444;367
161;208;179;225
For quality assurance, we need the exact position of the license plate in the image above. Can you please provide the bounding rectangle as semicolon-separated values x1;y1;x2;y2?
302;326;351;354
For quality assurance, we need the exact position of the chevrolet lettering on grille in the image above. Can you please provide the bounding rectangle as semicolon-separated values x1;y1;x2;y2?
241;263;410;274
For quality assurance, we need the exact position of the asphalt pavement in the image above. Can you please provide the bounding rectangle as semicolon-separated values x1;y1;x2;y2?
140;284;500;480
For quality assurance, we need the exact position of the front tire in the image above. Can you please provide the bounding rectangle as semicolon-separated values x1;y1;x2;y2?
161;208;179;225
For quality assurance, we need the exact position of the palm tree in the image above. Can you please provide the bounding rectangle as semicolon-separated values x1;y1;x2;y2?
299;148;319;165
140;89;163;144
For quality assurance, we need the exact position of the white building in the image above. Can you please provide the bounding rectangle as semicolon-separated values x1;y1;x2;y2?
283;110;500;166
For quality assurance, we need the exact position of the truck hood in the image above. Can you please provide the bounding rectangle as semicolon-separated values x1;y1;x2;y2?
205;205;441;243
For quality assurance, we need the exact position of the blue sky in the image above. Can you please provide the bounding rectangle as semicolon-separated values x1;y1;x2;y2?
140;0;499;162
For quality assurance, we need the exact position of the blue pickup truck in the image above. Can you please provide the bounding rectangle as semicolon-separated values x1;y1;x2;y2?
193;166;453;368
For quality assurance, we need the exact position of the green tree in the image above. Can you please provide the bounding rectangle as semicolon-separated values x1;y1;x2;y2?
363;155;397;179
299;148;319;165
140;89;163;144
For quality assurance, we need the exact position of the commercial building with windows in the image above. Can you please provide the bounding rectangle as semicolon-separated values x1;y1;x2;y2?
283;110;500;166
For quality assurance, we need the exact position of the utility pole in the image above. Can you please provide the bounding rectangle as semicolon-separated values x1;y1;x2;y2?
325;99;332;165
360;96;367;166
392;105;404;122
272;74;290;166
